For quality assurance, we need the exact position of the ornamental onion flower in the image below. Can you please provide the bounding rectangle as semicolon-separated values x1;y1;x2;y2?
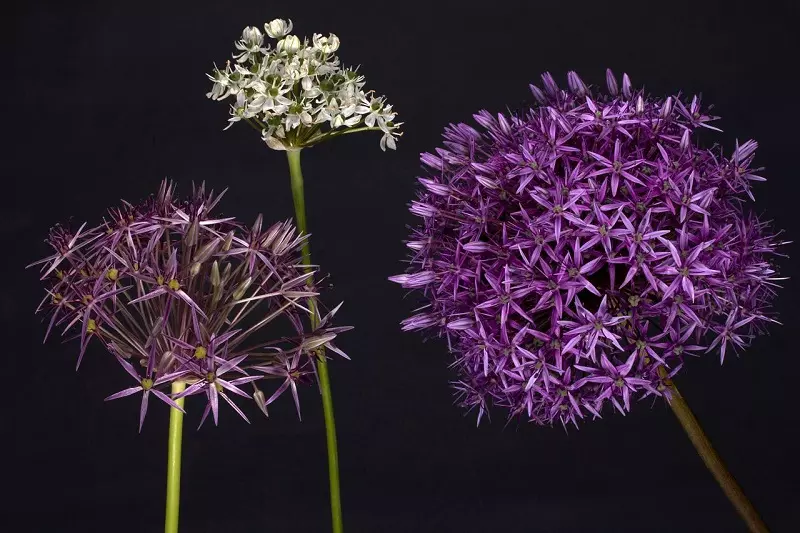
30;180;349;431
391;70;787;429
206;19;401;532
207;18;402;151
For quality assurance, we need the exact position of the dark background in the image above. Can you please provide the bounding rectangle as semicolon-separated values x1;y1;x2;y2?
3;0;799;531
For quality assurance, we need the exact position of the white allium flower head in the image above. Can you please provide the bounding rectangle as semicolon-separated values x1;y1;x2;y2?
207;18;402;151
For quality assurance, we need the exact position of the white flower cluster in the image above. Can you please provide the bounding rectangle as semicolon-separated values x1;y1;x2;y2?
207;19;401;151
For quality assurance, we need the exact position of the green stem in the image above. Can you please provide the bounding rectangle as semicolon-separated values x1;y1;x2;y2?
165;381;186;533
659;368;768;533
285;148;343;533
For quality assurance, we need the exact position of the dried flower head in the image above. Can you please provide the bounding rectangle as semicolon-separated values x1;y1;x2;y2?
207;18;402;151
391;70;787;428
30;180;349;431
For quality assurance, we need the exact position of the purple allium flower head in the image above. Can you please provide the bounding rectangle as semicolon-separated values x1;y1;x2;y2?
391;70;788;428
30;180;349;431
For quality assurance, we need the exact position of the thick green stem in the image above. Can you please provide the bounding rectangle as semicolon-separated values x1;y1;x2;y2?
165;381;186;533
286;149;343;533
659;368;768;533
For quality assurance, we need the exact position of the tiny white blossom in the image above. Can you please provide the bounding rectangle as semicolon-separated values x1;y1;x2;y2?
264;19;293;39
234;27;265;63
312;33;340;54
380;131;397;151
224;92;249;130
206;64;232;100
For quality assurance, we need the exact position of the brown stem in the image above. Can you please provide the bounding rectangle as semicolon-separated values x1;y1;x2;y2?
659;367;769;533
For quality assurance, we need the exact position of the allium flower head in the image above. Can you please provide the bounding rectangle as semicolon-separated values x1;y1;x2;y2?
30;180;349;431
391;70;787;428
207;18;402;151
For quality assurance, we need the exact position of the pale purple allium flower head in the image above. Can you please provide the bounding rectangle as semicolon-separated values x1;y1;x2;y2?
31;180;349;431
391;70;788;428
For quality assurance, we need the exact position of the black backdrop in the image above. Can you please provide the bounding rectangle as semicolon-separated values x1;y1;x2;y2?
4;1;800;531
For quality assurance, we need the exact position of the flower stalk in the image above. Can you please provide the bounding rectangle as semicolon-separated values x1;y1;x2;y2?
286;148;343;533
660;368;768;533
165;381;186;533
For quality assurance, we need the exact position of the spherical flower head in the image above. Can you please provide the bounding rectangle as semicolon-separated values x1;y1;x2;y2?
391;70;787;429
207;18;402;152
30;180;350;431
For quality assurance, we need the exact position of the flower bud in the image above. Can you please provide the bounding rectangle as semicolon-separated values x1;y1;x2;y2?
211;260;221;287
278;35;301;54
264;18;293;39
622;73;632;98
253;389;269;417
567;71;587;97
463;241;491;253
232;276;252;301
312;33;340;53
541;72;559;97
661;96;673;119
529;84;547;104
446;318;475;331
605;68;618;96
242;26;263;46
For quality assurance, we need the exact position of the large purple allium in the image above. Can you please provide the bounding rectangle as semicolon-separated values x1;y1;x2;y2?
391;70;787;428
31;180;349;430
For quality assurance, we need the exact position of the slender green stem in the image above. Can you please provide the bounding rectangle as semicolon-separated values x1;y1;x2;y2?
286;148;343;533
659;368;768;533
165;381;186;533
